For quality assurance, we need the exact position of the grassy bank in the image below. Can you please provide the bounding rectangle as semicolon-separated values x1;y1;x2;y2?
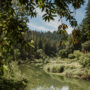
0;51;89;90
1;59;90;90
19;63;90;90
19;63;66;89
43;51;90;80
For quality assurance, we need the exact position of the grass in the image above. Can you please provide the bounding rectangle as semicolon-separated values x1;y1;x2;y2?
19;63;65;89
19;63;90;90
43;57;90;80
1;59;90;90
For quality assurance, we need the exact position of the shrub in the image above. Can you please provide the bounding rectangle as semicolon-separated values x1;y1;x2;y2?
36;49;46;59
73;50;82;60
58;49;70;58
3;61;26;81
79;53;90;67
68;54;75;59
46;65;64;73
0;59;4;76
82;40;90;52
0;78;27;90
0;61;27;90
85;53;90;58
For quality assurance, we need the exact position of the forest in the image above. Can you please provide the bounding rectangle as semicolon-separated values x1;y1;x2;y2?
0;0;90;90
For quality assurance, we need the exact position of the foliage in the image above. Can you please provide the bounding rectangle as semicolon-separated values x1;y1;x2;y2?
79;53;90;67
0;61;27;90
80;0;90;42
0;0;86;63
68;50;90;68
63;0;90;52
73;50;82;59
58;48;71;58
82;40;90;52
0;59;4;76
72;28;82;50
0;78;27;90
45;64;65;73
36;49;46;59
0;9;35;76
25;31;65;57
17;0;84;26
44;56;90;80
0;0;90;89
0;0;86;68
3;61;26;80
58;49;67;58
68;54;75;59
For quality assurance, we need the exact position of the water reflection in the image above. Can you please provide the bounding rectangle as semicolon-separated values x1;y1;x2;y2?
61;86;69;90
20;65;90;90
31;86;69;90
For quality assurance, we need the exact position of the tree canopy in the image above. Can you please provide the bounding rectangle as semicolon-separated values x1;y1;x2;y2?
0;0;86;76
0;0;85;27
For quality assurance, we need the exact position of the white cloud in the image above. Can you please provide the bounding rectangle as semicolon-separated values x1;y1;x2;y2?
27;22;50;32
36;8;45;16
36;8;61;29
66;26;73;34
45;17;61;29
28;21;73;34
28;8;73;34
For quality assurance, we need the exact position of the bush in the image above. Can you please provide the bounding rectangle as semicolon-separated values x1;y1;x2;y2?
36;49;46;59
82;40;90;52
0;78;27;90
85;53;90;58
58;49;70;58
3;61;26;81
68;54;75;59
0;61;27;90
73;50;82;60
79;53;90;67
0;59;4;76
46;65;64;73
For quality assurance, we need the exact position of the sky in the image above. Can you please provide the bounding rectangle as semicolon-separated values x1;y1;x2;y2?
27;0;88;34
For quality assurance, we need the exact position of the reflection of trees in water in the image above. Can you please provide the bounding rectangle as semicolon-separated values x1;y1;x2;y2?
21;64;90;90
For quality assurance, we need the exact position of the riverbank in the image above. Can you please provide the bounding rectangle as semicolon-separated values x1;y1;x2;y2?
43;57;90;80
0;51;90;90
1;60;90;90
19;63;90;90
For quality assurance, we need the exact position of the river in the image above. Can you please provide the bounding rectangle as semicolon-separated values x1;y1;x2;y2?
20;64;90;90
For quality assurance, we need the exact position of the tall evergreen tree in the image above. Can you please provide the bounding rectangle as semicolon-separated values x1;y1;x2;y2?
81;0;90;42
85;0;90;39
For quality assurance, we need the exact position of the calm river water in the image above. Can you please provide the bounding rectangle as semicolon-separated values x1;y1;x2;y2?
20;64;90;90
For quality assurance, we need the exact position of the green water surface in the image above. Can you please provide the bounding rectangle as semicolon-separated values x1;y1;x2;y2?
20;64;90;90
